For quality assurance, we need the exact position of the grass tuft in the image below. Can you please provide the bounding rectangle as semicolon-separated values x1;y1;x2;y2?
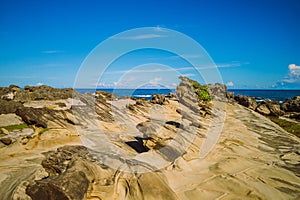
38;128;49;135
1;123;29;132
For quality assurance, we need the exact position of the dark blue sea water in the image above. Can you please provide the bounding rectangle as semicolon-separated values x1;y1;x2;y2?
76;88;175;100
229;89;300;102
76;88;300;102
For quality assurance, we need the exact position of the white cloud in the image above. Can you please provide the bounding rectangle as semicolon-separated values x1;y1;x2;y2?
181;73;195;77
149;77;162;86
217;61;250;68
105;67;193;74
195;61;250;70
103;61;248;76
115;34;167;40
154;25;167;32
282;64;300;83
113;81;125;86
94;82;113;88
36;82;44;86
226;81;234;87
168;54;203;59
41;50;64;54
289;64;300;76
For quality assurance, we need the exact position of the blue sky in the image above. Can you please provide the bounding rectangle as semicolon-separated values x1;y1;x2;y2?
0;0;300;89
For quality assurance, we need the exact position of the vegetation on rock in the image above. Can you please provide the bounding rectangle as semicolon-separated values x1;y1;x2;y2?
1;123;29;132
268;116;300;138
190;79;211;101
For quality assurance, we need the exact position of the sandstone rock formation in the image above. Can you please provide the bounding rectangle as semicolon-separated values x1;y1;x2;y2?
95;90;119;101
25;145;178;200
232;93;299;137
207;83;227;102
16;107;75;128
282;96;300;112
0;85;73;102
176;76;211;115
265;101;284;116
0;80;300;200
234;94;258;110
256;103;271;115
226;91;234;99
255;101;284;116
151;94;169;105
0;99;24;114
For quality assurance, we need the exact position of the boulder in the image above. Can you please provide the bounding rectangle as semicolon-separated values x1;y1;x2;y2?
265;101;284;116
16;107;75;128
9;84;21;92
95;90;119;100
234;94;257;110
207;83;227;102
281;96;300;112
226;91;234;99
284;112;300;120
0;137;13;145
0;85;20;100
1;92;14;100
26;171;89;200
0;113;23;127
14;86;74;102
0;87;10;97
256;103;271;115
16;107;48;128
26;146;89;200
151;94;169;105
26;145;178;200
165;92;178;101
0;100;24;114
13;90;31;102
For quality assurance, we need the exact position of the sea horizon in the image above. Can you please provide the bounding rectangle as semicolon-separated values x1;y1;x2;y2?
75;88;300;102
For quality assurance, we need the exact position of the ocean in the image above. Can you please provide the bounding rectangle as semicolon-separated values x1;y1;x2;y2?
76;88;300;102
76;89;176;100
229;89;300;102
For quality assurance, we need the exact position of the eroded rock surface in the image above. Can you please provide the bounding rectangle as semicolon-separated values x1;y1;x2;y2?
0;81;300;200
282;96;300;112
234;94;258;110
26;145;178;200
0;99;24;114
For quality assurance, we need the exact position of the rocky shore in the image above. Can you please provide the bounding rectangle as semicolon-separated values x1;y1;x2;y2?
0;78;300;199
233;93;300;137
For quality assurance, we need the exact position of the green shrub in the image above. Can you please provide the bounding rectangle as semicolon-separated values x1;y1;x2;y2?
191;81;211;101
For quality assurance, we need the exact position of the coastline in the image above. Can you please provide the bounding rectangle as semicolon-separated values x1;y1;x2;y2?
0;79;299;199
75;88;300;102
75;87;300;138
